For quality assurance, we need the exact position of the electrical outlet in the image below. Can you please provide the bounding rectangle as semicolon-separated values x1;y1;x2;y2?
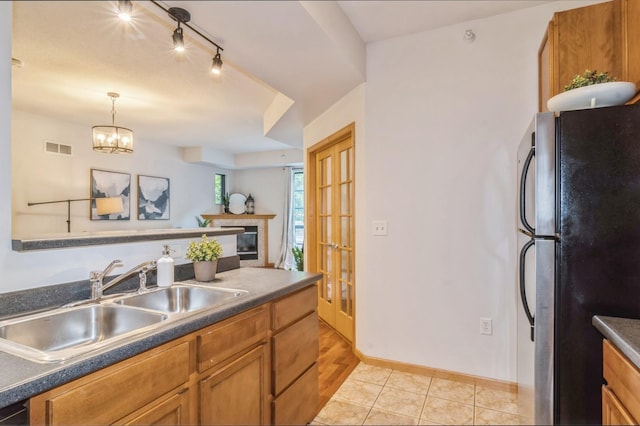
480;318;492;335
372;220;388;236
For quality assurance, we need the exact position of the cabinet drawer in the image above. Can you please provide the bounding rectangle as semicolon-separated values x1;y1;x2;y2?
602;385;636;425
272;285;317;331
198;305;268;373
272;312;319;395
272;363;319;425
39;341;190;426
603;339;640;423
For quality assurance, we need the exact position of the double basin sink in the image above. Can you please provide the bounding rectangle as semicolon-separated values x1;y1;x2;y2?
0;284;248;363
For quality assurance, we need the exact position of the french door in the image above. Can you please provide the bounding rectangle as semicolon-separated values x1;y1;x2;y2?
307;124;355;342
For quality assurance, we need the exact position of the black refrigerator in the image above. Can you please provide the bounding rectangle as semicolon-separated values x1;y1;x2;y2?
516;104;640;424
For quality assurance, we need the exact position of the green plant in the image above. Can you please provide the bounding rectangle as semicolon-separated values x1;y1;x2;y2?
221;193;230;211
292;246;304;271
195;216;211;228
564;69;616;91
185;234;223;262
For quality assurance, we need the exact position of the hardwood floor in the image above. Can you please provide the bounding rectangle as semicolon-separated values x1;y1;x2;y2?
317;318;360;409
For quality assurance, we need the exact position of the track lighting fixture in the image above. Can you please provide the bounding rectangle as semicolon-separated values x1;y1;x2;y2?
211;48;223;75
150;1;225;75
168;7;190;52
117;0;133;22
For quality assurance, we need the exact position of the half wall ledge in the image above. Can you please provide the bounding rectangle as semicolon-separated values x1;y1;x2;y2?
11;227;245;252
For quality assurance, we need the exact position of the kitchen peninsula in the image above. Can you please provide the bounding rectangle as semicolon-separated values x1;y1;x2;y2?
0;267;321;425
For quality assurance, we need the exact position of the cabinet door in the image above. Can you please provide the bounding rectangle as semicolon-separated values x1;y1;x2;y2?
200;344;269;425
602;385;636;425
30;342;190;426
539;0;636;111
118;387;191;426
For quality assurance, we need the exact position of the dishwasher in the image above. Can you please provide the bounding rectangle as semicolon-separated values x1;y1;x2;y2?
0;401;28;425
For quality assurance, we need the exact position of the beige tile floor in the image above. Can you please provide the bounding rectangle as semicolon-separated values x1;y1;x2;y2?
313;363;524;425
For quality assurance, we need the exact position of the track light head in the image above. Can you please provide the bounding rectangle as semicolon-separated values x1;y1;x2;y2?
173;26;185;52
211;50;223;75
117;0;133;22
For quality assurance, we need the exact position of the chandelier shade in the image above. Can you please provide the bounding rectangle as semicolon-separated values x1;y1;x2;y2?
92;92;133;154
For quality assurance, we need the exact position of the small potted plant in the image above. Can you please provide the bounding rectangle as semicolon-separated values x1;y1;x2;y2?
292;246;304;271
195;216;211;227
185;234;223;281
222;193;230;214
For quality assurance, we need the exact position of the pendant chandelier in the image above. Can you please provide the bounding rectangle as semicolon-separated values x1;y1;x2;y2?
92;92;134;154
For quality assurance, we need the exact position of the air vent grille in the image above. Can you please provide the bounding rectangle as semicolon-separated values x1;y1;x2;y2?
43;140;72;156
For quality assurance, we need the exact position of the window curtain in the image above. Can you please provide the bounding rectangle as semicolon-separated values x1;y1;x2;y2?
275;167;294;270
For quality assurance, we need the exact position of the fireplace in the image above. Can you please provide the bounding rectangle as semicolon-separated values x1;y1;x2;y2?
200;213;275;267
224;225;258;260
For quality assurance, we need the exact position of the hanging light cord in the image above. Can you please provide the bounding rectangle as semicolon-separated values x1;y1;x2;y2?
150;0;224;54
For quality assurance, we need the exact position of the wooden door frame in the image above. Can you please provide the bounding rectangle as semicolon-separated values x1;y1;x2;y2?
306;122;356;344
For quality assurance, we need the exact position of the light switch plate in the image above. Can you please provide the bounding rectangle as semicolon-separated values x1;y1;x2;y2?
372;220;388;236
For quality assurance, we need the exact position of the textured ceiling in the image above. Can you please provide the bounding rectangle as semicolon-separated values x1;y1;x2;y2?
12;0;553;165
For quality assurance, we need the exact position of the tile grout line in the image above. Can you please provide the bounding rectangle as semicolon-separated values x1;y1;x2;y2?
363;370;392;424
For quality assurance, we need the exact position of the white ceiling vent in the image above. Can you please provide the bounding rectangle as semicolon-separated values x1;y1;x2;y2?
44;140;73;156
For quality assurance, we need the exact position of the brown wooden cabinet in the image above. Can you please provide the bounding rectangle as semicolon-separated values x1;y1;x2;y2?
602;339;640;425
28;284;320;426
119;387;191;425
539;0;640;112
198;306;270;425
271;286;319;425
30;341;192;426
200;345;269;425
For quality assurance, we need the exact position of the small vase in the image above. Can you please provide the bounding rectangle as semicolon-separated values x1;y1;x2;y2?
193;260;218;282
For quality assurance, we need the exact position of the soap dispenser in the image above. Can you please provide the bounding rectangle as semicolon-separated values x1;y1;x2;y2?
157;245;174;287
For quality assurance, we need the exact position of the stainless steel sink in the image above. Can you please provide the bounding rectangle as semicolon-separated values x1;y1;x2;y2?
0;305;167;362
114;285;248;314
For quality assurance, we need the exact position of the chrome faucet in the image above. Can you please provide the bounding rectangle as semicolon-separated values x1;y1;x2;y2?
90;260;157;300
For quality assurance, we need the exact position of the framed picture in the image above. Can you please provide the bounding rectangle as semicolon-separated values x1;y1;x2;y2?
138;175;170;220
90;169;130;220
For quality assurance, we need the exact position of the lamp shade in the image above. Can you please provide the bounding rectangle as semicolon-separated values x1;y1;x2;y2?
96;197;124;216
92;125;134;154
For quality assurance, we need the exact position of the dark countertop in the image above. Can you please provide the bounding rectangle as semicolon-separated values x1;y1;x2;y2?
11;227;244;251
0;267;321;408
592;315;640;369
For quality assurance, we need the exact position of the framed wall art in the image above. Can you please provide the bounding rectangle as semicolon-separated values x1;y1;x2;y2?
138;175;170;220
90;169;130;220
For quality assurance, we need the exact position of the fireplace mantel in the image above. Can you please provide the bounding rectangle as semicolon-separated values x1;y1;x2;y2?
202;214;276;267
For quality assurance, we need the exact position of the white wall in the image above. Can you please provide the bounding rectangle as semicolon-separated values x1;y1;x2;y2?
12;110;229;235
304;2;600;383
232;167;288;265
0;8;237;294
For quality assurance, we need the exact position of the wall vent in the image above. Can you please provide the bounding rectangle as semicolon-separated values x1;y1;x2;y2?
44;140;73;156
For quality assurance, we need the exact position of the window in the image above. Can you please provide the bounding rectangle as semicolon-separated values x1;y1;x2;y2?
214;174;226;205
292;169;304;248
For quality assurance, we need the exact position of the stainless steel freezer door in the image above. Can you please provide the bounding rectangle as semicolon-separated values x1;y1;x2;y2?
517;112;556;237
533;112;556;238
516;231;536;424
534;238;555;426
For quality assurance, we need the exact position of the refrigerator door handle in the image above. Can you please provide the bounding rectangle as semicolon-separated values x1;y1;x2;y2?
519;146;536;235
519;238;535;342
